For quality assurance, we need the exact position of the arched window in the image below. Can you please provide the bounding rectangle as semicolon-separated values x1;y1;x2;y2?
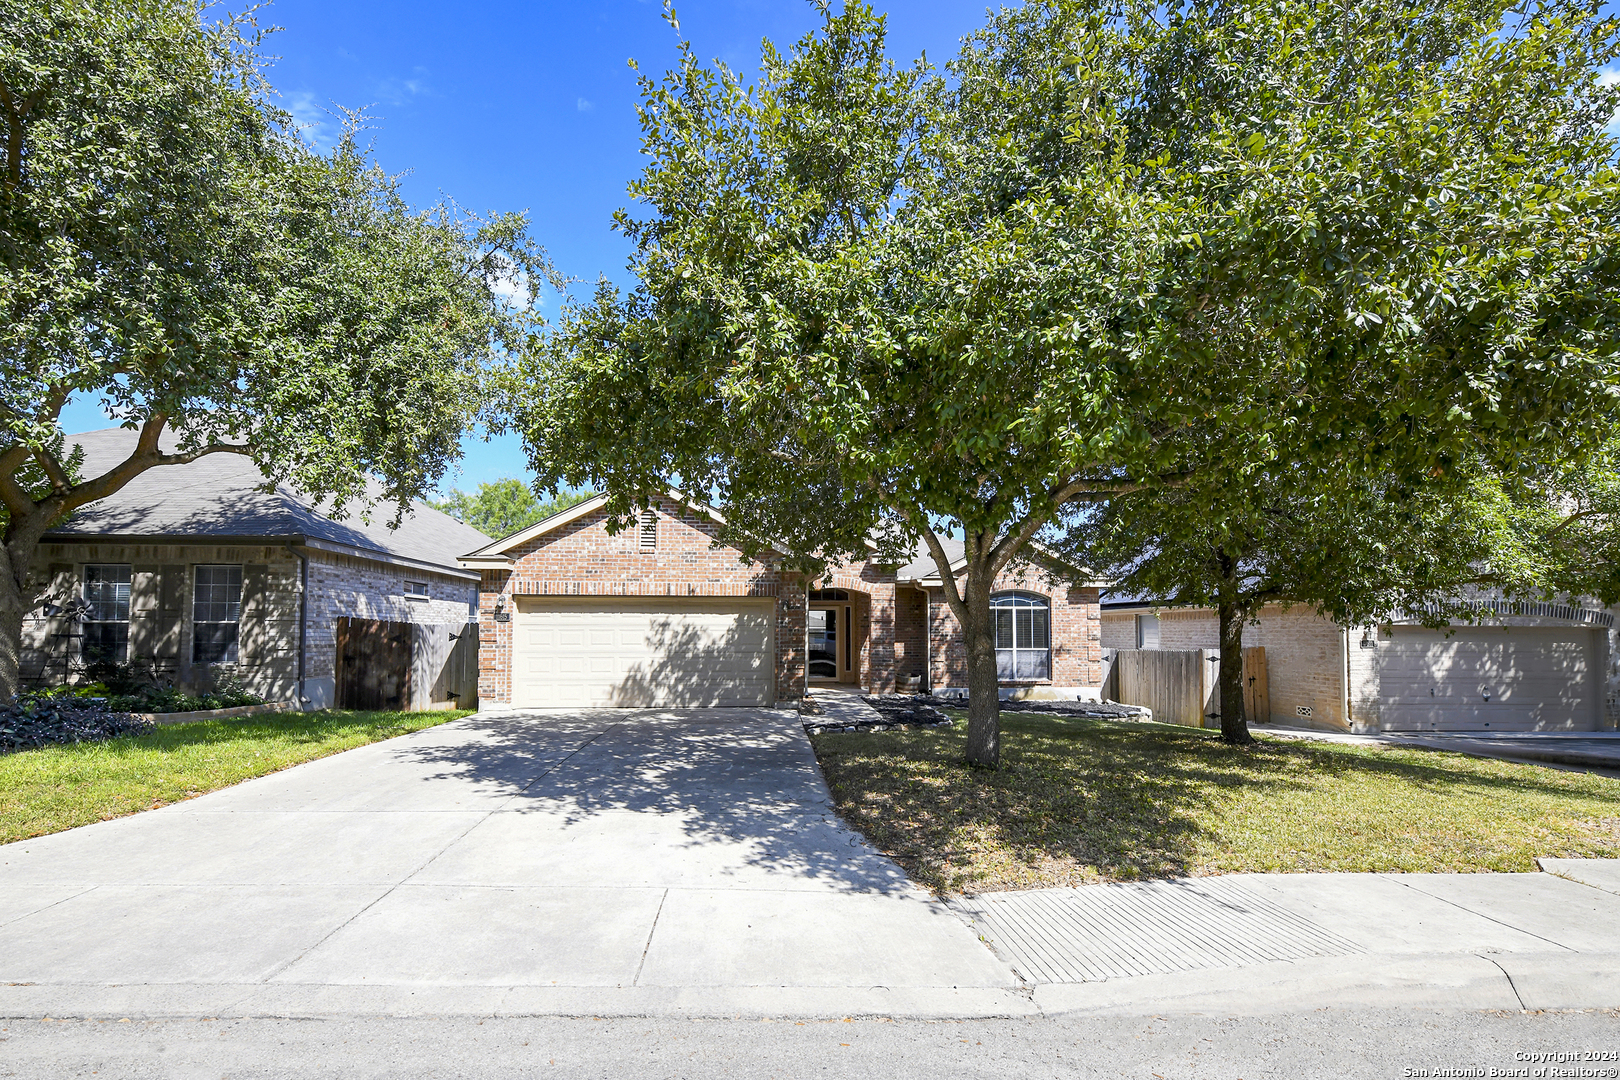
992;593;1050;681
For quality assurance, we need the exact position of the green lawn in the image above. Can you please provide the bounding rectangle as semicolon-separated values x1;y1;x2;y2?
0;709;469;844
810;713;1620;894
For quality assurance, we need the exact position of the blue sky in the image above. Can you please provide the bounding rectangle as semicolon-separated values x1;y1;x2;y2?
58;0;996;497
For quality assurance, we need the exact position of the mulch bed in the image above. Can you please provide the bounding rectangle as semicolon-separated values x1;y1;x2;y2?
1;695;156;753
801;692;1152;735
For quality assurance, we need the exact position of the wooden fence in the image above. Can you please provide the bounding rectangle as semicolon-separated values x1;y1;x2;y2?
1111;647;1268;727
336;618;480;712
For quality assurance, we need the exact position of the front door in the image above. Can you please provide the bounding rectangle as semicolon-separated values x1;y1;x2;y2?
808;604;854;682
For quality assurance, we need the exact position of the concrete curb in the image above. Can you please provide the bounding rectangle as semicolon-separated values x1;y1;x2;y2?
5;952;1618;1021
0;983;1040;1021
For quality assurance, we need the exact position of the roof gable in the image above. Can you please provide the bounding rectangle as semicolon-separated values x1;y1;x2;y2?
459;488;750;565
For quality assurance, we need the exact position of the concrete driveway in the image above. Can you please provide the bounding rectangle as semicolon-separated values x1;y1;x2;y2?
0;709;1019;1019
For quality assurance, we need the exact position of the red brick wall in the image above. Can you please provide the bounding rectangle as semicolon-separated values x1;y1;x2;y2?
924;562;1102;691
478;496;798;704
818;561;902;692
476;501;1102;703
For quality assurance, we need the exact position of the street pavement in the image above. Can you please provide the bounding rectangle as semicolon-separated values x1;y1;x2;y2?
1;704;1618;1026
4;1009;1620;1079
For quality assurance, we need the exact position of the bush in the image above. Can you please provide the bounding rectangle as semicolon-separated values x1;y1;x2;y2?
48;662;265;714
0;691;155;753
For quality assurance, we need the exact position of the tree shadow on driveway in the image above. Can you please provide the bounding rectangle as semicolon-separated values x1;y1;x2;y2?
395;707;915;895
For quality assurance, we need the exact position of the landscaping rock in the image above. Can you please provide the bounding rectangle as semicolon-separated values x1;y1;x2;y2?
0;692;156;753
901;692;1153;722
801;694;957;735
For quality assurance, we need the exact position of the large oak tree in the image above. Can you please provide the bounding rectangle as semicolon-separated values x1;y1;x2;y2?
0;0;554;698
516;0;1620;765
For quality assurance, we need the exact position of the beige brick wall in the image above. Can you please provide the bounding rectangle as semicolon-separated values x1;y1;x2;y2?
23;541;473;709
303;552;475;708
1146;605;1350;729
1100;611;1137;650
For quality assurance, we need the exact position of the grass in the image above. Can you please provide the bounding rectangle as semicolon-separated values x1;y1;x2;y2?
810;712;1620;894
0;709;469;844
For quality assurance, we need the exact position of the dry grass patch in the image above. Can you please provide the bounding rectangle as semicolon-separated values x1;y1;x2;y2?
0;709;468;843
810;713;1620;894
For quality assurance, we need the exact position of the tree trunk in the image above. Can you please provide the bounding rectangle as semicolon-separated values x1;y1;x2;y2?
0;534;36;702
961;564;1000;768
1216;601;1253;745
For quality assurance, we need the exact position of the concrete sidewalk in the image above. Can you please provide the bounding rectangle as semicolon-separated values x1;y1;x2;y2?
1258;724;1620;773
951;865;1620;1015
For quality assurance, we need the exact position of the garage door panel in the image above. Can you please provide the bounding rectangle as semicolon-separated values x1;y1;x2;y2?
513;600;774;709
1378;627;1597;732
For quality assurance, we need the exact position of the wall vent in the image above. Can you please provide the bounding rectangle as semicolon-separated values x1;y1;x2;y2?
639;509;657;552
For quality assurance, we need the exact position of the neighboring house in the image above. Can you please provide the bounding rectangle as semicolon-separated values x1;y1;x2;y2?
458;491;1108;708
1101;593;1617;733
20;428;491;711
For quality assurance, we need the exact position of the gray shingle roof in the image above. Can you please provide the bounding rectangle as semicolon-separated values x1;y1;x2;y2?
46;428;492;576
895;537;966;581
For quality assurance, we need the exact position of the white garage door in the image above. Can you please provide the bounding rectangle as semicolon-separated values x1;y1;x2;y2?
513;598;774;708
1378;626;1601;732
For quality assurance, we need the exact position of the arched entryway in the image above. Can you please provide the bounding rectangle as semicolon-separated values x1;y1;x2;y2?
808;588;860;684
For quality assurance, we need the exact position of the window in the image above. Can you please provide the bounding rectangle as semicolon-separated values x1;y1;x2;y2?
404;580;430;601
1135;613;1160;649
193;565;243;663
82;565;132;664
993;592;1050;681
639;509;657;552
808;589;850;601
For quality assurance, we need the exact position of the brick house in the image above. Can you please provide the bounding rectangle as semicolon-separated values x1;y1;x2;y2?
1102;594;1617;732
458;491;1107;708
20;429;490;711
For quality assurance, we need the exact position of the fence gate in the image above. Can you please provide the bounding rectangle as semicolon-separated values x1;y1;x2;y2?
1113;646;1269;728
335;617;412;711
1116;649;1208;726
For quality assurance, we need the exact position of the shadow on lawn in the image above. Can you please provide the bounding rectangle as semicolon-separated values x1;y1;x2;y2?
809;714;1614;891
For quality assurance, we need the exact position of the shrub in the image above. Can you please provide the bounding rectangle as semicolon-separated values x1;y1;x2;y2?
42;662;265;714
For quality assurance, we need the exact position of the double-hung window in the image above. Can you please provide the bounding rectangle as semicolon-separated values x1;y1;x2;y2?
193;565;244;663
992;592;1050;681
82;565;132;664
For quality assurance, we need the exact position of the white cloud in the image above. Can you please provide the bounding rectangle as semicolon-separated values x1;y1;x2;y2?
577;96;594;112
490;255;542;311
1600;70;1620;132
377;69;432;106
286;91;335;149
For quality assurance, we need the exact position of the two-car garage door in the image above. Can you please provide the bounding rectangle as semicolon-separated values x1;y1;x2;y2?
512;598;775;708
1377;625;1603;732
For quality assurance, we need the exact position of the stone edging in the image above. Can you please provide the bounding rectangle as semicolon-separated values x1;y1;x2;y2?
138;703;294;726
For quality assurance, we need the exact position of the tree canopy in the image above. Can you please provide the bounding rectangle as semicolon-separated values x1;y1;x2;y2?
0;0;555;698
434;479;593;540
519;0;1620;762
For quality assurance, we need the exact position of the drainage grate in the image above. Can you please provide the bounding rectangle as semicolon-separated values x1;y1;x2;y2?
948;877;1364;984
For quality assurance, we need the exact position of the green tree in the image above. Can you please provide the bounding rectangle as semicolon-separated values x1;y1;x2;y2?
1069;462;1545;743
0;0;556;699
434;479;593;539
517;0;1620;765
